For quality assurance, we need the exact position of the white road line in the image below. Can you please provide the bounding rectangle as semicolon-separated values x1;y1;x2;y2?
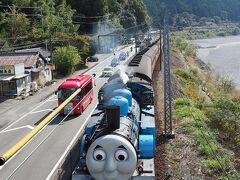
0;113;59;171
26;125;34;130
0;125;34;134
46;98;58;102
18;112;28;117
6;103;94;179
30;109;53;114
0;46;129;172
0;94;55;134
46;105;97;180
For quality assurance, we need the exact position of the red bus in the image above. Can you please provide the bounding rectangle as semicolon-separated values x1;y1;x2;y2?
57;74;94;115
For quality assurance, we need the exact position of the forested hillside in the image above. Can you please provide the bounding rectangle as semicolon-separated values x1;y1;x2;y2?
144;0;240;27
0;0;150;51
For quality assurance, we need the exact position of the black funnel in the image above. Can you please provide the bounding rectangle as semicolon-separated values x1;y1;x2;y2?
106;105;120;131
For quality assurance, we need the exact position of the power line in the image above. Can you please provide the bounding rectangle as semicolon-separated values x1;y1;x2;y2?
73;14;110;19
0;41;46;52
0;35;29;40
0;4;40;9
73;19;111;24
2;13;43;17
85;22;148;37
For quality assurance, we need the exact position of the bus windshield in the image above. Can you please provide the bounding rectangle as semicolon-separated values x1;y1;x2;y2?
58;88;78;101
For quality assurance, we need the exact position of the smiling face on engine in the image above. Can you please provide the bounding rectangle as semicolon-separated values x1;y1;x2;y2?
86;134;137;180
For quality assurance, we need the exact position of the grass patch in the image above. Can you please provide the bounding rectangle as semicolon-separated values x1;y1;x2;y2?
174;68;199;84
203;157;230;173
171;35;239;177
174;98;236;178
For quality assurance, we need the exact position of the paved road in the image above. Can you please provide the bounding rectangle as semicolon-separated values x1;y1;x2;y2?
0;45;135;180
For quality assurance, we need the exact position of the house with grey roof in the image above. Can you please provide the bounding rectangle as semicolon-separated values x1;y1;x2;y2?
0;52;52;96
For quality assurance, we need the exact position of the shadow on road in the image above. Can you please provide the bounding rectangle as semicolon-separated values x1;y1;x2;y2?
34;107;79;126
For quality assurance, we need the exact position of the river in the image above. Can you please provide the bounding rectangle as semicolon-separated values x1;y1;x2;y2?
191;36;240;89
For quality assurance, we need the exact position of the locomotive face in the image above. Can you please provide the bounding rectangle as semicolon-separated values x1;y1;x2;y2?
86;134;137;180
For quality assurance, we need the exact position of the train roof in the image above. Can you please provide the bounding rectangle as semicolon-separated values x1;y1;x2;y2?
128;40;160;82
58;74;92;89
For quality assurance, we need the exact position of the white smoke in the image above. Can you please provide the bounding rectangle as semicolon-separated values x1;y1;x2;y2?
93;20;121;53
107;65;133;85
118;65;129;84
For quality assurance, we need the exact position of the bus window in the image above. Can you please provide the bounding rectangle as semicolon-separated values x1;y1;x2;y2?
58;88;76;101
85;82;92;94
79;89;85;99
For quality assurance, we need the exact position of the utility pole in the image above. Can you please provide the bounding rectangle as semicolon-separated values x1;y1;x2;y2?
98;35;100;53
163;16;174;139
40;7;43;30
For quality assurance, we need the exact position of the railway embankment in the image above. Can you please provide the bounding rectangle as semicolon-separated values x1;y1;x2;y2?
153;35;240;179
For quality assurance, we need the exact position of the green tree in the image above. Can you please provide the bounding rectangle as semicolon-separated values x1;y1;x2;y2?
107;0;121;14
52;33;93;62
173;12;195;27
32;0;77;39
53;45;81;75
68;0;108;16
120;11;136;30
13;0;32;6
0;5;30;43
128;0;151;31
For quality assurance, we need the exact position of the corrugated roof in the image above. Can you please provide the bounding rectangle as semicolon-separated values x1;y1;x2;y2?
16;47;50;58
0;75;14;81
0;52;39;68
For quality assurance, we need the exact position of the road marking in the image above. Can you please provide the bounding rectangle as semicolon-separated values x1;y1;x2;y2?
0;113;59;172
88;46;131;74
0;125;34;134
6;101;91;179
0;47;130;172
46;105;97;180
46;98;58;102
30;109;53;114
0;95;55;134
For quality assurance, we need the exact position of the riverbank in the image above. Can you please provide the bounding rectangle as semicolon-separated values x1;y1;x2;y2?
191;35;240;89
174;23;240;40
160;35;240;179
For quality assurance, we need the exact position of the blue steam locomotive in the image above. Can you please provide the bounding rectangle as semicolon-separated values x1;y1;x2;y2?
72;70;156;180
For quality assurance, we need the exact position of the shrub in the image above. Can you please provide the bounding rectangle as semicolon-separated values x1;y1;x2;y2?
174;69;199;84
203;157;230;172
218;77;235;93
53;45;81;76
173;98;193;107
206;97;240;146
170;35;196;57
175;106;193;119
183;83;205;105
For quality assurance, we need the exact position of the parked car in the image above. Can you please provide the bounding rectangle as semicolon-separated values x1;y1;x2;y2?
102;67;113;77
111;58;119;67
86;56;99;62
118;52;127;61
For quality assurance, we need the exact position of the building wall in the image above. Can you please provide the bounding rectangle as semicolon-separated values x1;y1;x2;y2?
44;66;52;82
0;81;16;96
16;75;31;95
14;63;25;76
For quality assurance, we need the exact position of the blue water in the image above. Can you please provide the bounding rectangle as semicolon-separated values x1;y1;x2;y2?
191;36;240;89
